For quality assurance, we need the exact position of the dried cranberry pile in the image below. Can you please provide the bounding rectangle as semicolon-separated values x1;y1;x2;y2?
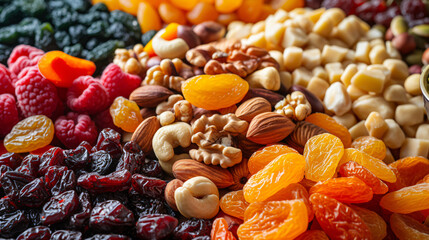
0;128;212;240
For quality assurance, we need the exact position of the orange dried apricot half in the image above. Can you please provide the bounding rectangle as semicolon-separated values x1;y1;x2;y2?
305;113;352;148
380;183;429;214
248;144;298;175
351;136;386;160
219;190;249;220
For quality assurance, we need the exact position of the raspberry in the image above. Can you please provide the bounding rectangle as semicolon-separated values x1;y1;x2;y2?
55;112;98;148
93;109;123;134
100;63;142;102
0;64;16;95
67;76;110;114
7;45;44;77
15;66;59;118
0;94;20;137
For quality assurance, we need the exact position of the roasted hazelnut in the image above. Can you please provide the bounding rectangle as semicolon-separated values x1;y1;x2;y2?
193;21;226;44
177;25;201;49
392;33;416;54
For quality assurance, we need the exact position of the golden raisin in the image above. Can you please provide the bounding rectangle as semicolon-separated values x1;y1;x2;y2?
110;97;143;132
351;136;386;160
219;190;249;220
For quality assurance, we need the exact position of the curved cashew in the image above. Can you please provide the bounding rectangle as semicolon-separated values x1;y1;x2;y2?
152;30;190;59
245;66;281;91
152;122;192;162
174;176;219;219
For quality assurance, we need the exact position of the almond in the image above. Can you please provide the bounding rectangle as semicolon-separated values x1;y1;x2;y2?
131;116;160;153
172;159;234;188
241;88;284;107
236;97;271;122
130;85;173;108
285;121;327;153
246;112;295;144
228;158;251;191
164;179;183;211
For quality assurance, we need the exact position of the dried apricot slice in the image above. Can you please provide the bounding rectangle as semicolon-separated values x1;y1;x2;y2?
339;161;388;194
294;230;329;240
110;97;143;132
390;213;429;239
380;183;429;214
387;156;429;191
309;176;373;203
309;193;371;240
305;113;352;148
339;148;396;183
248;144;298;175
238;200;308;240
182;74;249;110
4;115;54;153
219;190;249;220
243;153;305;203
351;136;386;160
350;205;387;240
211;218;237;240
303;133;344;182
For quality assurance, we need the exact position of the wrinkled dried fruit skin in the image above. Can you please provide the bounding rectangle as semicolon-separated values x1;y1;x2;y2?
339;161;388;194
38;147;65;175
243;153;305;203
44;166;68;190
1;171;35;198
51;169;76;196
173;218;213;240
41;190;79;225
131;174;166;198
390;213;429;239
0;210;29;238
387;156;429;191
294;230;329;240
351;136;386;160
116;141;145;174
89;200;135;233
136;214;178;240
309;177;373;203
50;230;82;240
350;205;387;240
64;146;90;171
0;152;23;169
309;193;371;240
86;234;131;240
238;200;308;240
141;158;163;178
380;183;429;214
90;150;114;175
17;178;50;207
24;208;41;228
77;170;131;193
16;154;40;177
16;226;51;240
247;144;298;175
110;97;143;132
211;218;236;240
220;190;249;220
69;192;92;230
95;128;123;161
129;191;173;218
305;113;351;148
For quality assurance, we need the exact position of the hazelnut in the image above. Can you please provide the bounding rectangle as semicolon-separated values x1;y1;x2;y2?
147;56;161;69
392;33;416;54
164;179;184;211
177;25;201;49
193;21;226;44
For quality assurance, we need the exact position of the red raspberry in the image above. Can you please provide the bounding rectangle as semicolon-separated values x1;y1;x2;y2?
93;108;122;134
0;94;20;137
0;64;16;95
8;45;44;77
15;66;59;118
67;76;110;114
55;112;98;148
100;63;142;102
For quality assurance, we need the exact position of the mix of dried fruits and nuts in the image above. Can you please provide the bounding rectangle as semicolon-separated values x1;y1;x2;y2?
1;0;429;239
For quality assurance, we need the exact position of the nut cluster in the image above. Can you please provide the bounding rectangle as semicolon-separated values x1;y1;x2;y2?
113;44;149;77
275;91;312;121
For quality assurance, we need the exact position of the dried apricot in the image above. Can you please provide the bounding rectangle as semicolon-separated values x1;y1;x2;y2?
303;133;344;182
306;113;352;148
215;0;243;13
238;200;308;240
186;2;219;25
339;148;396;183
351;136;386;160
243;153;305;203
390;213;429;239
350;205;387;240
110;97;143;132
158;2;187;25
248;144;298;175
309;193;371;240
211;218;236;240
294;230;329;240
339;161;389;195
182;74;249;110
387;156;429;191
4;115;54;153
380;183;429;214
220;190;249;220
237;0;263;23
137;2;162;33
309;177;373;203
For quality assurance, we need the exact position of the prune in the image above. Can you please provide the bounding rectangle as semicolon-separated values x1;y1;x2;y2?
131;174;166;198
39;147;65;175
116;142;144;174
136;214;178;240
16;154;40;177
70;192;92;230
64;146;90;171
17;178;50;207
85;234;131;240
141;158;162;178
77;170;131;193
0;152;23;169
1;171;35;198
41;190;79;225
173;218;213;240
51;169;76;195
24;208;41;227
51;230;82;240
90;150;114;175
89;200;135;233
0;210;29;238
16;226;51;240
95;128;122;161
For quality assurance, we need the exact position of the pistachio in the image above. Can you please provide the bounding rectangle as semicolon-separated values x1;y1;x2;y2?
405;50;423;66
411;24;429;38
390;16;408;36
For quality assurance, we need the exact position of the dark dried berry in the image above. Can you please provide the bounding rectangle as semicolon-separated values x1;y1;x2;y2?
44;166;68;190
193;237;211;240
0;152;23;169
64;146;90;171
0;197;16;214
89;200;134;233
85;234;131;240
70;192;92;230
51;230;82;240
17;178;50;208
79;141;93;153
131;174;166;198
140;158;162;178
51;169;76;196
0;210;29;238
173;218;213;240
136;214;178;240
1;171;35;197
116;141;144;174
0;165;12;180
16;154;40;177
90;150;114;175
41;190;79;225
92;191;129;207
95;128;122;161
39;147;65;175
77;170;131;193
24;208;42;227
129;193;170;218
16;226;51;240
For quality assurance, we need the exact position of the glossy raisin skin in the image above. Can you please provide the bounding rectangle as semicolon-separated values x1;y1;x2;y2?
41;190;79;225
16;226;51;240
77;169;131;193
0;210;29;238
16;154;40;177
89;200;135;233
131;174;166;198
90;150;114;175
116;141;144;174
64;146;90;171
69;192;92;230
24;208;42;227
95;128;122;161
173;218;213;240
50;230;82;240
38;147;65;175
17;178;50;208
141;158;162;178
0;152;23;169
86;234;131;240
1;171;35;199
136;214;178;240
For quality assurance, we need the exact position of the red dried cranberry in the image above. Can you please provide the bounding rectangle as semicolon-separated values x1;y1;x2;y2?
69;192;92;230
77;170;131;193
95;128;122;161
44;166;68;190
17;178;50;208
0;165;12;181
0;210;29;238
16;154;40;177
41;190;79;225
64;146;90;171
86;234;131;240
0;152;23;169
116;141;144;174
51;169;76;196
131;174;166;198
355;0;387;24
1;171;35;199
129;190;173;218
89;200;135;233
50;230;82;240
136;214;178;240
141;158;162;178
90;150;114;175
374;6;400;27
38;147;65;175
16;226;51;240
173;218;212;240
0;196;16;214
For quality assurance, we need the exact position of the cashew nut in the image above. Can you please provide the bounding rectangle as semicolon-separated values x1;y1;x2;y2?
245;67;280;91
152;30;189;59
174;176;219;219
152;122;192;162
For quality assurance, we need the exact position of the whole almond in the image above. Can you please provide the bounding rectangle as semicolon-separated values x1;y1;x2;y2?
164;179;183;211
246;112;295;144
236;97;271;122
130;85;173;108
172;159;234;188
131;116;160;153
286;121;327;152
241;88;284;107
228;158;251;191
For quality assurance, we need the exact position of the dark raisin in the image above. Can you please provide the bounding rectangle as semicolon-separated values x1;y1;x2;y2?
16;154;40;177
64;146;90;171
116;141;144;174
41;190;79;225
131;174;166;198
95;128;122;161
16;226;51;240
0;165;12;181
17;178;50;208
85;234;131;240
51;169;76;195
51;230;82;240
0;197;16;214
44;166;68;190
173;218;213;240
77;170;131;193
79;141;93;153
69;192;92;230
39;147;65;175
0;152;23;169
90;150;114;175
136;214;178;240
92;191;129;208
24;208;42;227
193;237;211;240
0;210;29;238
140;158;162;178
129;192;170;218
89;200;134;233
1;171;35;199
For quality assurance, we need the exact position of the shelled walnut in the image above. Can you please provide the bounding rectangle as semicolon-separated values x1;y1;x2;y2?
113;44;148;77
275;91;312;121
